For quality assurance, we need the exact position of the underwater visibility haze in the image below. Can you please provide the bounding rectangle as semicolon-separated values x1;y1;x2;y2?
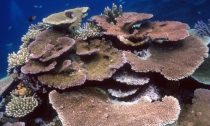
0;0;210;126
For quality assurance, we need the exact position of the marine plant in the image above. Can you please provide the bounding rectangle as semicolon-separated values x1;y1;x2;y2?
1;4;210;126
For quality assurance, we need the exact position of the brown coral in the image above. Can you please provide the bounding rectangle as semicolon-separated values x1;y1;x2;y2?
29;30;75;62
76;40;100;56
38;70;86;89
21;60;57;74
80;39;126;81
124;36;208;80
92;12;189;46
179;89;210;126
49;89;180;126
43;7;89;27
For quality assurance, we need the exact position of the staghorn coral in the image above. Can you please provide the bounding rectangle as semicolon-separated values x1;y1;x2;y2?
124;36;209;80
5;95;38;118
43;7;89;27
92;13;189;46
49;89;180;126
73;22;101;40
192;56;210;85
103;3;123;24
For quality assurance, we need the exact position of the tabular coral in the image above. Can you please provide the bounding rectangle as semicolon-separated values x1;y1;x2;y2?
124;36;208;80
5;5;210;125
179;89;210;126
81;39;126;81
92;12;189;47
38;71;87;89
28;30;75;61
43;7;89;27
21;60;57;74
5;95;38;118
49;89;180;126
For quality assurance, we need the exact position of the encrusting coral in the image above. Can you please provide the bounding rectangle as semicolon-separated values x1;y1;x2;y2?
49;88;180;126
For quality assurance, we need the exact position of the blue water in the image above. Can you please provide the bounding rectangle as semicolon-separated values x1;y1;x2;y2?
0;0;210;78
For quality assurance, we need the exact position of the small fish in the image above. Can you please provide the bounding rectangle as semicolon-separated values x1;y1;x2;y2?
28;16;37;22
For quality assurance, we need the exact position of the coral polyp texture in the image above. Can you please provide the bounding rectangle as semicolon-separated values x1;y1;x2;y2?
2;4;210;126
49;89;180;126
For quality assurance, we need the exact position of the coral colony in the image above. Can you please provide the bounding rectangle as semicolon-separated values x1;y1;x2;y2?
1;3;210;126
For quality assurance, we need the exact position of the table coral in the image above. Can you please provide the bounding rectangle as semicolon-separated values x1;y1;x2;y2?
124;36;208;80
43;7;89;27
49;89;180;126
4;5;210;125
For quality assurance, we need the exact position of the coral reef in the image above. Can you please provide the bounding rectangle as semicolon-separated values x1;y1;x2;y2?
3;4;210;126
49;89;180;126
103;3;123;24
124;36;208;80
179;89;210;126
43;7;89;27
5;95;38;118
73;22;101;40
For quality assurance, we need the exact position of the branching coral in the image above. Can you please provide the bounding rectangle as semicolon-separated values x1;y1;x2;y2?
73;22;101;40
5;95;38;118
7;47;29;71
103;3;123;24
